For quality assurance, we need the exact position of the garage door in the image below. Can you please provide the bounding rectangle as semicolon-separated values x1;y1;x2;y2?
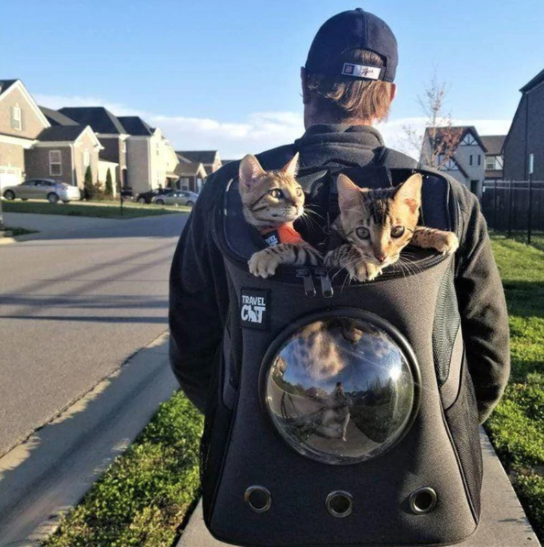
0;167;22;191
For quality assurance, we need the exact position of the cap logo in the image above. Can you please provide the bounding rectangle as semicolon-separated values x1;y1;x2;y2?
342;63;381;80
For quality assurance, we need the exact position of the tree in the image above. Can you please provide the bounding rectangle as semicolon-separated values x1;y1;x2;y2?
402;71;463;170
105;168;113;197
83;165;94;200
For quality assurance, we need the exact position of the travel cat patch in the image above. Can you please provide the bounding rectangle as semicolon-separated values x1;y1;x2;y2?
240;289;269;330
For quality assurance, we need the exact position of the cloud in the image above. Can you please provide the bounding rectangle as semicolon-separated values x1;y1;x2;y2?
34;93;511;160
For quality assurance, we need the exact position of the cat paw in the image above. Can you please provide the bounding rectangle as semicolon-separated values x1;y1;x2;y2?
435;233;459;255
248;250;280;278
346;261;383;283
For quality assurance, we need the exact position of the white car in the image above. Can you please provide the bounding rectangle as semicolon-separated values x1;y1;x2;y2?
2;179;81;204
151;190;199;206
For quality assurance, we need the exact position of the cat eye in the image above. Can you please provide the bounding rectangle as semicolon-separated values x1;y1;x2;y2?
269;189;283;199
391;226;405;238
355;227;370;239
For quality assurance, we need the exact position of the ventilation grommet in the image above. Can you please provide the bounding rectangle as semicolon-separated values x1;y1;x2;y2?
409;487;437;515
244;486;272;513
326;491;353;518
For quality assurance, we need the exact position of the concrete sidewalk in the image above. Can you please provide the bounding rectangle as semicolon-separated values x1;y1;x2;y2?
177;432;540;547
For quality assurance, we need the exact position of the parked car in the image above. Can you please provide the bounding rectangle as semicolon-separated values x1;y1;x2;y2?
2;179;81;204
119;187;134;201
135;188;173;204
152;190;199;206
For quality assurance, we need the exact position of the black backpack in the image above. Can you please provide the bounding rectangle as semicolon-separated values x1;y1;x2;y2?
200;154;482;547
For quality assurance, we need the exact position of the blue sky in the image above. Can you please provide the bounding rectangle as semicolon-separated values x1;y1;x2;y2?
2;0;543;157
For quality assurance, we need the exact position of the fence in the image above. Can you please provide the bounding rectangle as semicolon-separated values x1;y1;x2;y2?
481;180;544;244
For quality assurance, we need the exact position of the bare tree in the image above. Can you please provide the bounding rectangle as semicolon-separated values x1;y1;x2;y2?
402;71;463;170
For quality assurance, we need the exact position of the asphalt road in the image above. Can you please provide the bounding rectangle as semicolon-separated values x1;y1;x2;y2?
0;211;188;457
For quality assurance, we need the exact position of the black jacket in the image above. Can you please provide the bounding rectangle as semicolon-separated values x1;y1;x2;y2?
169;124;510;422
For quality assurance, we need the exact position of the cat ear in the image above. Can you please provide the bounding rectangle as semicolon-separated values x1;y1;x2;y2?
337;174;362;211
280;152;299;178
395;174;422;214
239;154;265;189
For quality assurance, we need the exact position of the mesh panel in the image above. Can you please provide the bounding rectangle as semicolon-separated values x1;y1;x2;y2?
444;364;483;520
432;264;460;387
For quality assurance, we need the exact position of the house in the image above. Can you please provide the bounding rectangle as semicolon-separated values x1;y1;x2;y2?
480;135;506;183
174;160;207;192
503;68;544;181
59;107;129;188
176;150;221;176
421;126;487;197
117;116;179;195
0;79;50;189
41;105;117;190
26;123;104;188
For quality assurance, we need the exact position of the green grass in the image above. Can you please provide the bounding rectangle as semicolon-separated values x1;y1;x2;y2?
42;391;203;547
3;226;38;237
1;199;190;219
486;234;544;541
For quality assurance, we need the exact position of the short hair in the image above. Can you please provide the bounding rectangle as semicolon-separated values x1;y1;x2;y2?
305;50;393;122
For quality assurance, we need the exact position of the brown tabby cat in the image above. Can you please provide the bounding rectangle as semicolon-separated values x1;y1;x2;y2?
239;153;321;278
324;173;459;282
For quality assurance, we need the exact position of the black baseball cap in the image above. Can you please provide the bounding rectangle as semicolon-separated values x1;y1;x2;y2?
305;8;398;83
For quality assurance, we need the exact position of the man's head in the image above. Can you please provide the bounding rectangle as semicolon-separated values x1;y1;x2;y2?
301;8;398;128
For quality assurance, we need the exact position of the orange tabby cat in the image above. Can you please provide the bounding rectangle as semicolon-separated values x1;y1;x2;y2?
239;154;321;278
325;173;459;282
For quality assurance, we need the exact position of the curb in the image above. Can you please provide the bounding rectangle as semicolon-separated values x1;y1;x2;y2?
0;331;177;546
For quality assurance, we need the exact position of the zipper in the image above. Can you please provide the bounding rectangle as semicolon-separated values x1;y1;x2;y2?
314;267;334;298
296;268;316;298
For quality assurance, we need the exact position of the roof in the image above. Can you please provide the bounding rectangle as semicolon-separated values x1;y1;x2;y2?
480;135;506;156
37;125;86;142
175;162;205;176
520;68;544;93
117;116;154;136
0;79;18;96
39;106;79;126
424;126;488;153
222;159;239;165
58;107;127;134
485;170;503;180
176;150;218;164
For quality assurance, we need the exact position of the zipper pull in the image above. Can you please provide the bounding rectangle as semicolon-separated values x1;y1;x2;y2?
315;268;334;298
296;268;316;298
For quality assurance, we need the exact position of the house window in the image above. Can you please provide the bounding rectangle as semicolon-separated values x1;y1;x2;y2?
486;157;495;170
49;150;62;176
460;133;477;146
11;106;22;130
470;155;473;166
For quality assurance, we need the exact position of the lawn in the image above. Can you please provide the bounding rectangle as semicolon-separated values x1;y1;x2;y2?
1;199;190;219
486;234;544;541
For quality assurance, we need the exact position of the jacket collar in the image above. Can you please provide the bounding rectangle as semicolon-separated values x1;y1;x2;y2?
295;124;385;148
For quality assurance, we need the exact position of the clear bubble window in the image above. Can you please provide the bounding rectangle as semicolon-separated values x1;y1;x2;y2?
263;315;419;465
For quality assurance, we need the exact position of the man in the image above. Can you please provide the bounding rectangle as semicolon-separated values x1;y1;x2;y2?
169;8;509;424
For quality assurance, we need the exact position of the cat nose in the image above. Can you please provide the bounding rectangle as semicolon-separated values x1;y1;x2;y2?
376;254;387;263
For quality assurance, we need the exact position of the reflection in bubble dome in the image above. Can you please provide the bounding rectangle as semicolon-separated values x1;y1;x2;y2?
264;317;418;465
